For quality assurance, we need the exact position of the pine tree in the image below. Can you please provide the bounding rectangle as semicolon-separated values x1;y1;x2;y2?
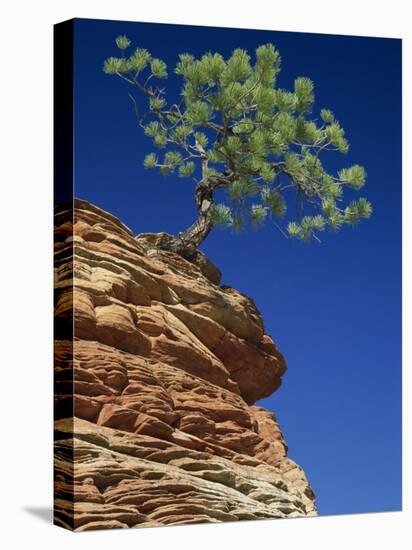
103;37;372;257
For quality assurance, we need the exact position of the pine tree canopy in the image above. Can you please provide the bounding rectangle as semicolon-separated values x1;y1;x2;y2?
103;36;372;250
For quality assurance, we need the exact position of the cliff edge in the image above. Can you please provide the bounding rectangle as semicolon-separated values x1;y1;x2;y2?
54;198;316;531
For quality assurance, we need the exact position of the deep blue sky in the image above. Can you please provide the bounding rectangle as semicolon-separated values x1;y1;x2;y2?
73;18;402;516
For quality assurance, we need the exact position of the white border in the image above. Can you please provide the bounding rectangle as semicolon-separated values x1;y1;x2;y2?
1;1;410;548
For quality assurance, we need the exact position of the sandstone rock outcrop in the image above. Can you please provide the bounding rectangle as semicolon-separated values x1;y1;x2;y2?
54;198;316;531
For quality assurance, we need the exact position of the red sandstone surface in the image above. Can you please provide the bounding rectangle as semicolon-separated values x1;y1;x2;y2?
54;199;316;531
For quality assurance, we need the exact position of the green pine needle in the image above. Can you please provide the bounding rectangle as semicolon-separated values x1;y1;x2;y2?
115;35;131;50
210;204;233;226
143;153;157;169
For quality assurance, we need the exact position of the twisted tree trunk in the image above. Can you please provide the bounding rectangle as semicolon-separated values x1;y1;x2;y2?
159;179;216;259
179;181;215;246
155;156;236;258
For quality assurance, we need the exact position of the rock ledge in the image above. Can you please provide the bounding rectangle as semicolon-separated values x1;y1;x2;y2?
54;198;316;531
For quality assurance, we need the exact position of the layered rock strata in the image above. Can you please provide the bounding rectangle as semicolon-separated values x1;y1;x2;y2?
53;198;316;531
